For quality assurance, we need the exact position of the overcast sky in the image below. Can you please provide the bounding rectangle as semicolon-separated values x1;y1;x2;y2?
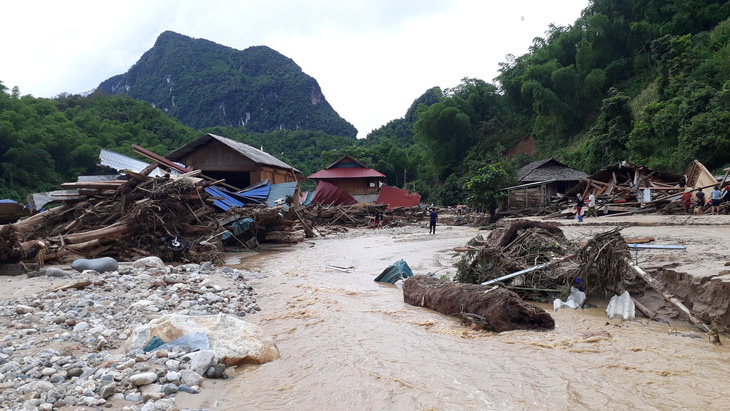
2;0;588;138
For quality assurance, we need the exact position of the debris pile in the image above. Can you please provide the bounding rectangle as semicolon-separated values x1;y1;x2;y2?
2;175;224;265
455;220;577;299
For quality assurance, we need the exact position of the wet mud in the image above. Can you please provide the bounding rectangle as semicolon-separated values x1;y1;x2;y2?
212;226;730;410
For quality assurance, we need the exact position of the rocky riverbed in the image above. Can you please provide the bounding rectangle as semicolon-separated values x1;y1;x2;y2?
0;257;271;410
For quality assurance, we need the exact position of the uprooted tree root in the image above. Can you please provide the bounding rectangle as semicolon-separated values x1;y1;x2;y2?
575;227;632;295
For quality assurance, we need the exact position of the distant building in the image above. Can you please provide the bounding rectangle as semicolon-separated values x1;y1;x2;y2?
166;133;302;189
308;155;386;202
504;158;588;207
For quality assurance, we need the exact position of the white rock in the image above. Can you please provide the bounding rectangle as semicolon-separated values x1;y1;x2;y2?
127;313;280;366
184;350;217;375
73;322;90;332
133;257;166;270
129;372;158;386
165;371;180;382
179;369;203;387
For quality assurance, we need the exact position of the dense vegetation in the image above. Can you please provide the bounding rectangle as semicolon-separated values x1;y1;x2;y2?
98;31;357;138
3;0;729;208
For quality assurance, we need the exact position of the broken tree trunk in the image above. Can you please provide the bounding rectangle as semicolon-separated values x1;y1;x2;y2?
60;222;133;244
403;276;555;332
631;265;711;332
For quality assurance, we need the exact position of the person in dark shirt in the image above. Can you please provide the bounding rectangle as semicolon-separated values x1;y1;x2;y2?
429;209;438;234
695;189;706;215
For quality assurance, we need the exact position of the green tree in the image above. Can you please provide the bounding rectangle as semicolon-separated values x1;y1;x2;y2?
464;163;509;216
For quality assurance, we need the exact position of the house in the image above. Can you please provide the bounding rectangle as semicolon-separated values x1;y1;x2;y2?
307;155;386;202
165;133;302;189
504;159;588;207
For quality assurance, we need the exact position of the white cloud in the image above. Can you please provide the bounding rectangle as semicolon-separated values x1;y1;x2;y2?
0;0;588;136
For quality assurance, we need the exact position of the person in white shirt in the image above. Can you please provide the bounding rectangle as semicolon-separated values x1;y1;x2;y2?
587;192;597;217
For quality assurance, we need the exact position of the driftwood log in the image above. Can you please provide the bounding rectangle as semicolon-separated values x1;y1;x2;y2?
403;275;555;332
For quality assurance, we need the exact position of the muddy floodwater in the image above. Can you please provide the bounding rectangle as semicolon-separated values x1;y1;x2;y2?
218;226;729;410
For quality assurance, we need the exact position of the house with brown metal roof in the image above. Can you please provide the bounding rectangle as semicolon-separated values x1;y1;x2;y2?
308;155;386;200
166;133;302;189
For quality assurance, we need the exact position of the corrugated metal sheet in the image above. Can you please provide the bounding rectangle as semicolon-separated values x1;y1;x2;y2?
377;185;421;208
310;181;357;206
98;149;167;177
308;167;386;179
205;186;246;211
266;182;298;209
237;185;270;203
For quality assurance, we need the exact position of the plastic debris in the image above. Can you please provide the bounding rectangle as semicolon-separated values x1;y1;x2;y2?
553;286;586;311
606;290;635;320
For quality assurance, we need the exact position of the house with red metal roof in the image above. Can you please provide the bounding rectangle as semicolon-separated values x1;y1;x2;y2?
307;155;386;199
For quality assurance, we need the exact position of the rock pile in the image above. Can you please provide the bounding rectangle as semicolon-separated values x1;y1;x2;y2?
0;258;275;410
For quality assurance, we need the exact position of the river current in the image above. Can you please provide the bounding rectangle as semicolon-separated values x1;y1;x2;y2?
218;226;729;410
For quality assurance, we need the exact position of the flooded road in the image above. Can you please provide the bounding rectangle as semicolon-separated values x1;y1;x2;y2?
221;226;729;410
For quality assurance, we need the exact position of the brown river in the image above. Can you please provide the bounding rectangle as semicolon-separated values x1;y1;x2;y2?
201;226;729;410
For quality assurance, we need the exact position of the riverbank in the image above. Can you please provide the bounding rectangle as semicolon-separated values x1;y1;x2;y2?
1;216;729;409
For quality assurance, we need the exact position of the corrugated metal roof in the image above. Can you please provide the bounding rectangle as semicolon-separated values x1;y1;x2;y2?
324;154;370;170
166;133;299;172
205;186;246;211
98;149;167;177
237;185;270;203
308;167;386;179
377;185;421;208
266;182;298;209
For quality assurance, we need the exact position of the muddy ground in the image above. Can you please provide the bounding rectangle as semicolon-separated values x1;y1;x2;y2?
1;211;729;409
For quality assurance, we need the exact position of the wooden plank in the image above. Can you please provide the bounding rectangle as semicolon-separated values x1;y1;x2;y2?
632;265;710;332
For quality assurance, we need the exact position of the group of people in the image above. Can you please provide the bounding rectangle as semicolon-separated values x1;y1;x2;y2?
574;192;598;222
682;185;728;215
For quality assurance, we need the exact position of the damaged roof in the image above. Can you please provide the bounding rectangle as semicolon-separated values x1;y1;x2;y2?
166;133;300;172
308;155;385;180
518;159;588;183
99;149;167;177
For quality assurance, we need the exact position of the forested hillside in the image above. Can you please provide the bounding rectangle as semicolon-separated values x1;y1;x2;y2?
2;0;729;207
98;31;357;138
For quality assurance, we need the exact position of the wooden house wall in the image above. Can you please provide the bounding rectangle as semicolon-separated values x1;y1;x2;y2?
173;140;297;185
507;184;549;207
322;178;380;195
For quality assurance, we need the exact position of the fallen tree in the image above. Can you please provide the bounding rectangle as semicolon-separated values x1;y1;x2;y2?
403;275;555;332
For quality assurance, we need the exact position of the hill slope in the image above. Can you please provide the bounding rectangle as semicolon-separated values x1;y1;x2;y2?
98;31;357;138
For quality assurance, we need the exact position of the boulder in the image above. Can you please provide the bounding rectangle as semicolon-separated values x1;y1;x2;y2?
133;256;165;270
403;275;555;332
127;313;279;366
71;257;118;273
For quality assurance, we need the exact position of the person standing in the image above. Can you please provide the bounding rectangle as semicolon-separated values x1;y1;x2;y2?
576;194;584;222
429;208;438;234
587;192;597;217
682;187;693;214
696;189;706;215
711;185;722;215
